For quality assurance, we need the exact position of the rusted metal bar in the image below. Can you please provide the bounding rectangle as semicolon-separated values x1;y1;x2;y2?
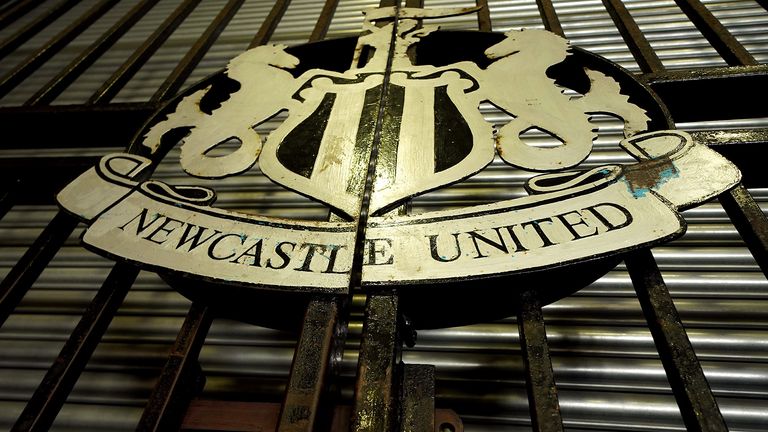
399;364;435;432
136;302;212;432
690;129;768;187
0;0;40;30
673;0;758;66
87;0;202;105
25;0;161;106
351;294;399;432
405;0;424;9
0;0;80;59
181;400;461;431
309;0;340;42
277;299;339;432
625;248;728;432
643;64;768;122
151;0;245;102
535;0;563;37
517;289;564;432
690;128;768;147
0;211;78;328
11;262;140;432
0;0;118;99
474;0;491;32
601;0;665;73
0;103;158;150
719;184;768;276
248;0;291;49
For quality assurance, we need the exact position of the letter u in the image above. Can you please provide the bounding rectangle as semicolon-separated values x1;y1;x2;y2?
427;233;462;262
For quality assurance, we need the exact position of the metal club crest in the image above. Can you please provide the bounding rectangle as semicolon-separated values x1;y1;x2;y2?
57;6;740;326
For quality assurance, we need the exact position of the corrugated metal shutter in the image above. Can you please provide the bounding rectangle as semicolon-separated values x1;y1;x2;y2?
0;0;766;431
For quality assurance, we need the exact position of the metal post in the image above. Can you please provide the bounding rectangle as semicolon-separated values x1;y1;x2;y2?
278;299;340;432
136;302;213;432
625;249;728;432
518;289;564;432
351;294;399;432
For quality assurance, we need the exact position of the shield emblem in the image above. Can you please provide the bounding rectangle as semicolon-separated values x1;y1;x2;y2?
259;67;494;219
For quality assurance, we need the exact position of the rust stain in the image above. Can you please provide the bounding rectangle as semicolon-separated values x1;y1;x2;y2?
623;157;679;198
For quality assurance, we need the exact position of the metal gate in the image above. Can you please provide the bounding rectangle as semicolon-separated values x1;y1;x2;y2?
0;0;767;431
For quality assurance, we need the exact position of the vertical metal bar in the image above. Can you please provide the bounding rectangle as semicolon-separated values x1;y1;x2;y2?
0;0;40;30
0;211;78;328
25;0;161;106
11;262;140;432
625;248;728;432
673;0;758;66
0;0;119;99
474;0;492;32
601;0;665;73
136;302;212;432
535;0;563;37
517;289;564;432
351;294;399;432
719;184;768;276
248;0;292;49
87;0;203;105
0;0;81;59
399;364;435;432
150;0;246;103
277;299;339;432
309;0;340;42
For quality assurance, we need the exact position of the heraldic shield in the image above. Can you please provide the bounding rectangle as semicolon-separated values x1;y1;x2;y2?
260;68;493;218
55;6;742;328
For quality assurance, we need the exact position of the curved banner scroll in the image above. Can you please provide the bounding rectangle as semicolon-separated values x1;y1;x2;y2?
57;130;740;292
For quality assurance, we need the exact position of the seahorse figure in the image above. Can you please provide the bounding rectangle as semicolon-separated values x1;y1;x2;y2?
142;44;300;178
482;29;649;171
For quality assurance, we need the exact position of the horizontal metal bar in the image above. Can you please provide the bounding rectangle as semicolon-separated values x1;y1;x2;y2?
136;302;212;432
691;129;768;188
249;0;292;49
0;0;80;60
25;0;161;106
644;65;768;122
0;0;119;99
151;0;246;103
518;289;564;432
673;0;758;66
602;0;665;73
0;103;157;150
625;248;728;432
11;262;139;432
0;211;79;328
87;0;203;105
182;400;461;431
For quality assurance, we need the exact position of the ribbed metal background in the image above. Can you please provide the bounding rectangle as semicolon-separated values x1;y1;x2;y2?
0;0;767;431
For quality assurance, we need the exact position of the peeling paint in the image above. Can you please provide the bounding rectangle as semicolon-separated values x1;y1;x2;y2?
623;158;679;198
